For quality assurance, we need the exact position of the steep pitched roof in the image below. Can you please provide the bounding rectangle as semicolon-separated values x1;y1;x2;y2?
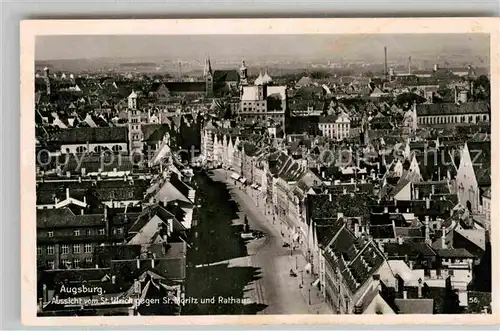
213;70;240;82
394;299;434;314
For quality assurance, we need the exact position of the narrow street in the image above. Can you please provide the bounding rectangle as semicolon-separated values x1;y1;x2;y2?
208;169;331;315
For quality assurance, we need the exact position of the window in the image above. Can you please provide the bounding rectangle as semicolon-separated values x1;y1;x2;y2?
46;245;54;255
112;228;117;235
99;228;106;235
73;258;80;269
86;229;91;236
61;259;70;268
112;145;123;152
72;244;80;254
117;227;123;234
84;243;92;253
449;269;454;276
47;231;54;238
37;246;42;255
76;146;87;153
61;244;69;255
85;257;93;265
73;229;80;236
47;261;55;270
94;146;103;153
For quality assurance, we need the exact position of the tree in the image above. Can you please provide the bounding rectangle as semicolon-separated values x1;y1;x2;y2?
442;276;461;313
395;93;426;107
472;75;490;103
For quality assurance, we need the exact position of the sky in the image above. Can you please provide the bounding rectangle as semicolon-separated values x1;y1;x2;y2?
35;34;490;63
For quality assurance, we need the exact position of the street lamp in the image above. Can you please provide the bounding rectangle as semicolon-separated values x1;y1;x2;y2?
308;288;311;305
296;256;298;269
299;270;304;285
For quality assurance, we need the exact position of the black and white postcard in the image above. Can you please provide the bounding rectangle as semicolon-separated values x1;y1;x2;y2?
20;18;499;326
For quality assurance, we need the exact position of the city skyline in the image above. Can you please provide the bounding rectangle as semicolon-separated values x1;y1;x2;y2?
36;34;490;64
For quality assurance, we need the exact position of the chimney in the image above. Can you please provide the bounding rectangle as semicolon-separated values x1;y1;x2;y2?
151;259;155;268
80;209;84;215
81;168;86;176
384;46;388;79
136;258;140;269
425;217;430;244
337;212;344;220
95;264;99;269
350;178;354;184
403;290;408;300
343;187;347;195
417;278;423;298
78;176;82;183
398;236;403;245
54;197;59;205
433;64;439;72
431;185;435;195
409;260;414;269
66;188;70;200
441;227;446;249
425;197;430;210
66;171;71;178
414;186;420;200
383;207;389;214
111;275;116;284
328;193;332;202
321;171;325;179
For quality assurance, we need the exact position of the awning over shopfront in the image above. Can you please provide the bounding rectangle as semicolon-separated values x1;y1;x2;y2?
250;183;258;189
239;177;247;184
312;278;320;287
230;173;240;180
304;263;312;272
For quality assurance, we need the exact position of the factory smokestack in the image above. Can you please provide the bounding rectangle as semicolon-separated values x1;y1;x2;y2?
408;56;412;75
384;47;388;80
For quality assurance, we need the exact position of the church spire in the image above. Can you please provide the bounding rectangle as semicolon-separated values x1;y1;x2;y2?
204;56;212;77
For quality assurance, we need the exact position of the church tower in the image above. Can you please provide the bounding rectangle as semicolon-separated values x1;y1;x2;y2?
204;57;213;97
239;60;248;86
127;90;143;155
